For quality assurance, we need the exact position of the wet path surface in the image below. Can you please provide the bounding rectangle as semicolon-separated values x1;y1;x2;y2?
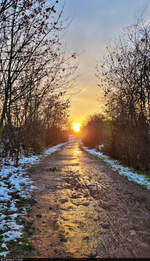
25;141;150;258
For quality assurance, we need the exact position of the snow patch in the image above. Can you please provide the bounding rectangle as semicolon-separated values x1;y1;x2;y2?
2;231;22;242
18;155;39;165
82;146;150;190
98;144;104;150
44;143;65;155
0;142;66;256
0;251;9;257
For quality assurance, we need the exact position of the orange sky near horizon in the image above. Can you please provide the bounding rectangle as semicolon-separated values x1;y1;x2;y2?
70;83;105;124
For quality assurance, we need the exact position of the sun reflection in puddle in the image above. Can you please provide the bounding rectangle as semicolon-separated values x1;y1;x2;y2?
74;149;80;156
73;143;82;157
54;142;99;257
56;184;99;257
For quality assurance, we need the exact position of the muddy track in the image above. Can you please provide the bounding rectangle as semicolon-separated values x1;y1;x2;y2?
18;141;150;258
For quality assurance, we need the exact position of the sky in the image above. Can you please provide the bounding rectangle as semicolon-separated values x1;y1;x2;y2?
63;0;150;124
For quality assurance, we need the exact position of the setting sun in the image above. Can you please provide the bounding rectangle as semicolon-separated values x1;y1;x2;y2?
72;123;81;132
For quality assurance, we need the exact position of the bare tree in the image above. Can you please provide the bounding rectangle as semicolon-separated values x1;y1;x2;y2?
0;0;14;16
97;21;150;126
0;0;63;134
97;20;150;171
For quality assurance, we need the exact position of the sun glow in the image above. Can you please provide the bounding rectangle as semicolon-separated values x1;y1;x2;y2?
72;123;81;132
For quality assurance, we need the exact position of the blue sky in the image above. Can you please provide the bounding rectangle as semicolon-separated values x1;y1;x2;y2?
63;0;150;123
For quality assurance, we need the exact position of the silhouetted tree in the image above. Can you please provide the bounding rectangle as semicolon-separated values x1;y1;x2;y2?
0;0;77;153
0;0;62;133
97;20;150;171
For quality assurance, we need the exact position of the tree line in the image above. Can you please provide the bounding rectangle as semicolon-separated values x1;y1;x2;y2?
82;21;150;173
0;0;76;155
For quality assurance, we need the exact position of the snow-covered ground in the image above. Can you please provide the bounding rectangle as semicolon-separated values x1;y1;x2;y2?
0;142;66;257
82;145;150;190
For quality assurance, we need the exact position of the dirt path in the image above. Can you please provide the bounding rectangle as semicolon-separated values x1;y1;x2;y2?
22;141;150;258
